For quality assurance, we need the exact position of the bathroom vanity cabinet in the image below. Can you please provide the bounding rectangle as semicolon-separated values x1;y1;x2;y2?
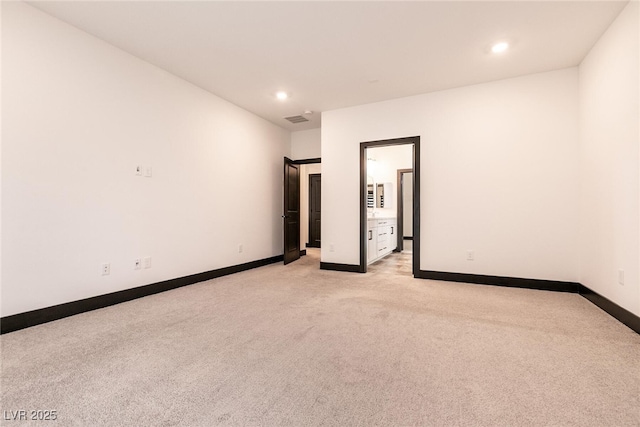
367;218;397;264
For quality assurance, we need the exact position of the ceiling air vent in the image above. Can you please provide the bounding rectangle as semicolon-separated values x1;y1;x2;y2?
284;115;309;124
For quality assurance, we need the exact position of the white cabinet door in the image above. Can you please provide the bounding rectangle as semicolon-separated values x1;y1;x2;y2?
388;219;397;252
367;225;377;263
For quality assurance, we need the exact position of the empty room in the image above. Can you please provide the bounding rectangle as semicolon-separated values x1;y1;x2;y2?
1;1;639;426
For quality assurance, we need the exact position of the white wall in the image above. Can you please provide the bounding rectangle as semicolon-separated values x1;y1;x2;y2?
578;1;639;316
0;1;4;313
291;128;321;160
292;128;322;250
322;68;580;282
1;2;290;317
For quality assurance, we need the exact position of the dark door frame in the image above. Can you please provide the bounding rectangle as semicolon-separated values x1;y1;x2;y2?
359;136;420;275
396;168;413;252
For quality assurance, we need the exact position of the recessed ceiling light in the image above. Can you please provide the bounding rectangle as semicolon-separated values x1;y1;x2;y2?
276;91;288;100
491;42;509;54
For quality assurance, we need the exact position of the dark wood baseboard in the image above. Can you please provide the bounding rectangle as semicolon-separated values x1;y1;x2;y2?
418;270;579;293
320;262;361;273
579;285;640;334
419;270;638;334
5;259;636;336
300;249;307;256
403;236;413;240
1;255;284;335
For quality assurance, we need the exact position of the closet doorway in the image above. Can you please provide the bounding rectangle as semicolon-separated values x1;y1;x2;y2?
283;157;321;266
308;174;321;248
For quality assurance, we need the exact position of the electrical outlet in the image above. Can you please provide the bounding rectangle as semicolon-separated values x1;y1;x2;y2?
135;165;142;176
618;270;625;286
466;250;475;261
144;166;152;177
101;263;110;276
134;259;141;270
330;244;335;252
143;257;152;269
238;244;243;253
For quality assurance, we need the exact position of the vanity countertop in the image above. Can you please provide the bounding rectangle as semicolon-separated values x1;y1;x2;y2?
367;216;396;220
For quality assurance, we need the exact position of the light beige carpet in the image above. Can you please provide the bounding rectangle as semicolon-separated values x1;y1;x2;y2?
2;249;639;426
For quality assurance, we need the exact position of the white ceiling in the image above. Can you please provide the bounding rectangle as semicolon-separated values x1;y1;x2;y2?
29;1;628;131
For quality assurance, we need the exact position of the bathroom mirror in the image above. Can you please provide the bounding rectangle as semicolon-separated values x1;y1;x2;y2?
367;184;374;208
376;183;385;208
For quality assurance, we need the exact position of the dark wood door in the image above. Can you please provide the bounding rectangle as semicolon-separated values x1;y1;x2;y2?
308;174;321;248
283;158;300;265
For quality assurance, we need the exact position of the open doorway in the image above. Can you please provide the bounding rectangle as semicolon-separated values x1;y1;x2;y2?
283;157;321;266
359;137;420;275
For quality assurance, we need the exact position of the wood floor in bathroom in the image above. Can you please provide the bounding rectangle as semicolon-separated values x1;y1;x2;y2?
367;239;413;276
